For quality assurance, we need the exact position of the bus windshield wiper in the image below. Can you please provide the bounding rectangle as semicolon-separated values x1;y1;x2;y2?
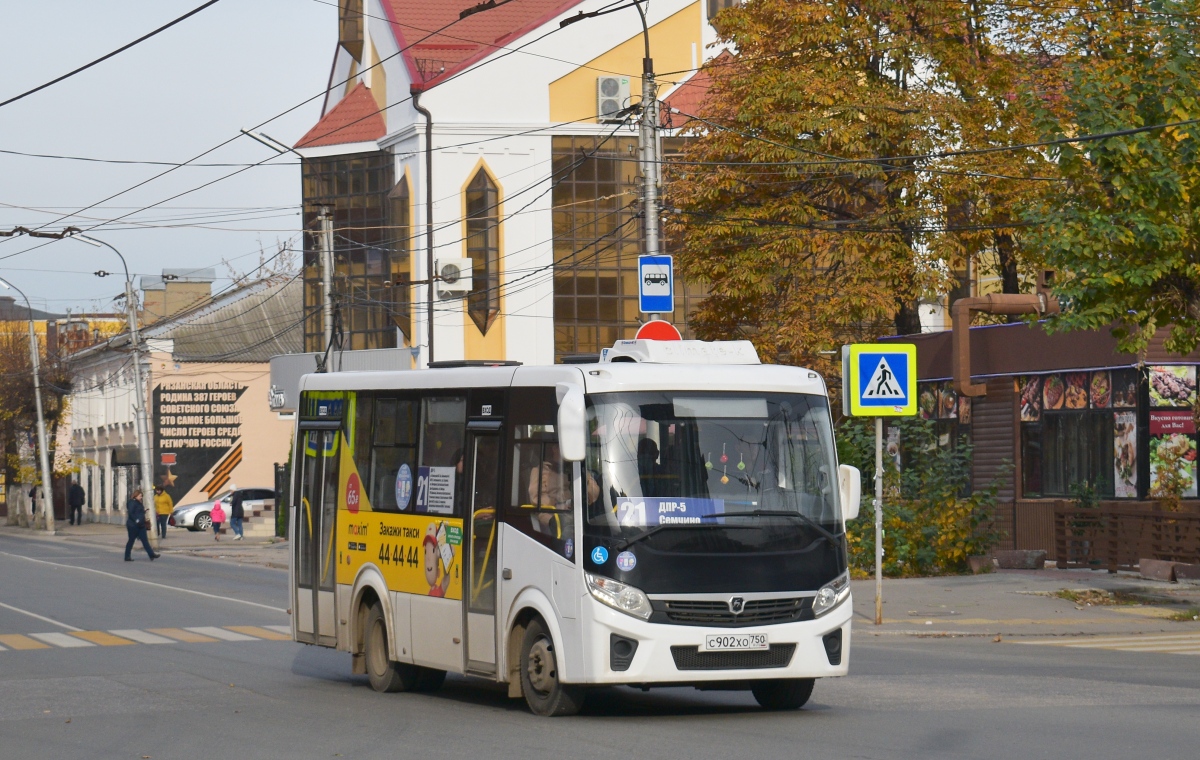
614;521;722;552
701;509;840;543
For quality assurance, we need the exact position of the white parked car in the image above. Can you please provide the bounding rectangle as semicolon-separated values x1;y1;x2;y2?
168;488;276;531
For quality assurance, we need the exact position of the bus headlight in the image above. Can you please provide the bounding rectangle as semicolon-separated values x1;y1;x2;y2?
812;571;850;617
585;573;653;620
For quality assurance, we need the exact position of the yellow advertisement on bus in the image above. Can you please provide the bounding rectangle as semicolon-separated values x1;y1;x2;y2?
334;430;464;599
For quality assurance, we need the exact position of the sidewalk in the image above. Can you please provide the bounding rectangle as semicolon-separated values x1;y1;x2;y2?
0;522;289;570
852;569;1200;638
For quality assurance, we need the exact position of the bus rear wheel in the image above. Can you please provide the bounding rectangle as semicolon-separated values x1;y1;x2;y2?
519;617;584;717
364;603;416;693
751;678;815;710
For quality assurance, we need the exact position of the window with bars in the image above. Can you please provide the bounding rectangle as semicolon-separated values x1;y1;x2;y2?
465;170;500;335
550;135;705;359
301;151;410;352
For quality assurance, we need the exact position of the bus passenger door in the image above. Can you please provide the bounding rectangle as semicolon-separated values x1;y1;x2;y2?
464;424;501;675
294;427;339;647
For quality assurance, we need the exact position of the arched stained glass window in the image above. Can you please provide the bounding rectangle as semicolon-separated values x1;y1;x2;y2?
465;170;500;334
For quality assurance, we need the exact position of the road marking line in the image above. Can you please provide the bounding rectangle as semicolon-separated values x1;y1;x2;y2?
110;629;175;645
1017;634;1200;647
1084;644;1200;653
30;632;95;648
0;601;83;631
225;625;291;641
186;626;256;642
148;627;219;643
265;625;291;635
0;551;286;614
0;634;48;650
70;631;136;646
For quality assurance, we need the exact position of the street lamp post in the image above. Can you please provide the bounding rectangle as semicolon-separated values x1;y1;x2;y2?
0;277;57;534
64;231;157;549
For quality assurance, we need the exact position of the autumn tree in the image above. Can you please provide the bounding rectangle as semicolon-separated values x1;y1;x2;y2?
1015;0;1200;353
664;0;1054;377
0;324;71;507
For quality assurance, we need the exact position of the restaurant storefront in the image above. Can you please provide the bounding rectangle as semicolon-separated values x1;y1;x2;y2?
893;324;1199;558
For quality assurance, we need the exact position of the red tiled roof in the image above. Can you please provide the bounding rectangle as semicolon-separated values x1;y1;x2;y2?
661;51;731;123
381;0;587;90
295;82;386;148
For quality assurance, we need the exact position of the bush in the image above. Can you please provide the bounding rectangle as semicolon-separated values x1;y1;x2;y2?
838;417;1003;577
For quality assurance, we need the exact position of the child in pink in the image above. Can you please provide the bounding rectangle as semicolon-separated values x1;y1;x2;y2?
210;500;226;541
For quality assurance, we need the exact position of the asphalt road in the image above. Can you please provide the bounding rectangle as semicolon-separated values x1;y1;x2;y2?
1;534;1197;760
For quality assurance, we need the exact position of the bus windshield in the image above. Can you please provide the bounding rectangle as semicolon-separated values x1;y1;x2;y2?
584;392;842;537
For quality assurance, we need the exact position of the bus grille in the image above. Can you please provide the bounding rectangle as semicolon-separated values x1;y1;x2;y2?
670;644;796;670
658;597;810;626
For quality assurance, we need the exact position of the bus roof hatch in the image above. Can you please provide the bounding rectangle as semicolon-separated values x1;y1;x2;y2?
601;339;761;365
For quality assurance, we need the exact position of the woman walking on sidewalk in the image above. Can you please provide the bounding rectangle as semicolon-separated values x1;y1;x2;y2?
210;498;226;541
153;485;173;539
124;489;160;562
229;489;245;541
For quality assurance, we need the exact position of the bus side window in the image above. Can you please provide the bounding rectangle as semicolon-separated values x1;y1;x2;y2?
369;397;418;511
508;426;574;559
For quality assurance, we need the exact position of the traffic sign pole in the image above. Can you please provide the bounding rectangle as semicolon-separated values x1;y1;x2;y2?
875;416;883;626
841;343;917;627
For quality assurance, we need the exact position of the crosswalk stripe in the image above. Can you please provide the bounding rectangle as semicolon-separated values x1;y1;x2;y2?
30;632;95;648
1015;632;1200;655
0;634;49;650
109;629;175;645
185;626;257;642
148;627;219;643
70;631;136;646
225;625;292;641
1;625;294;652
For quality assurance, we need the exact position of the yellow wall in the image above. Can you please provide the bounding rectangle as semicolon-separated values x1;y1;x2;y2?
460;159;506;360
549;2;702;123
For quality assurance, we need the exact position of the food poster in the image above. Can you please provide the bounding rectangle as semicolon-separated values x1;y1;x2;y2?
938;382;957;419
918;384;938;420
1150;366;1197;409
1111;368;1139;409
1042;374;1066;412
957;395;972;426
1113;411;1137;498
1061;373;1088;410
1089;371;1111;409
335;427;464;598
1149;433;1198;499
1018;376;1042;422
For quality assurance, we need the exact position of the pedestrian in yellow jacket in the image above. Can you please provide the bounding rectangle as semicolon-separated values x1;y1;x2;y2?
153;485;174;540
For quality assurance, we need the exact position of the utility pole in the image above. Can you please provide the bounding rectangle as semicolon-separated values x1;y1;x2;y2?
123;278;157;550
634;1;660;322
319;206;335;367
59;231;157;549
0;277;56;534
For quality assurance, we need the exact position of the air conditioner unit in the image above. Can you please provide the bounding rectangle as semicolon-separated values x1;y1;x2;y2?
596;76;631;123
436;258;473;297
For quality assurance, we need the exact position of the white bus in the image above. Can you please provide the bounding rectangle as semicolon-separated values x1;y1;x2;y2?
288;340;861;716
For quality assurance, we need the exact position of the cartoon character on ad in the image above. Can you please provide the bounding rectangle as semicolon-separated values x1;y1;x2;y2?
424;521;454;597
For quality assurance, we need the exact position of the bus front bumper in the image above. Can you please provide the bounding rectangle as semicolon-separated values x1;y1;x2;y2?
578;593;853;685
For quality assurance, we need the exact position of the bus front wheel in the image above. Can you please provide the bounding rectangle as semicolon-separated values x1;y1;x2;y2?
751;678;815;710
519;617;584;717
364;603;416;693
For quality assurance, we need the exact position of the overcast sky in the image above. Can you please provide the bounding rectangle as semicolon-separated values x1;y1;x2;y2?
0;0;334;315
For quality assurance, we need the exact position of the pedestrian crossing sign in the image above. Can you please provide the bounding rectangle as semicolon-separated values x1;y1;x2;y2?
842;344;917;417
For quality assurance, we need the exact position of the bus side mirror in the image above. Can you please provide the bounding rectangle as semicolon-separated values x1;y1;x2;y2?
556;383;587;462
838;464;861;522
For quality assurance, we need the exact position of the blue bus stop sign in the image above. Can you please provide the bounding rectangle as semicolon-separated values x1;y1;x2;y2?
638;255;673;314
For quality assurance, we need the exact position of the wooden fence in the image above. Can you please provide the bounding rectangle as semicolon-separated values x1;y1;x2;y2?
1053;505;1200;572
